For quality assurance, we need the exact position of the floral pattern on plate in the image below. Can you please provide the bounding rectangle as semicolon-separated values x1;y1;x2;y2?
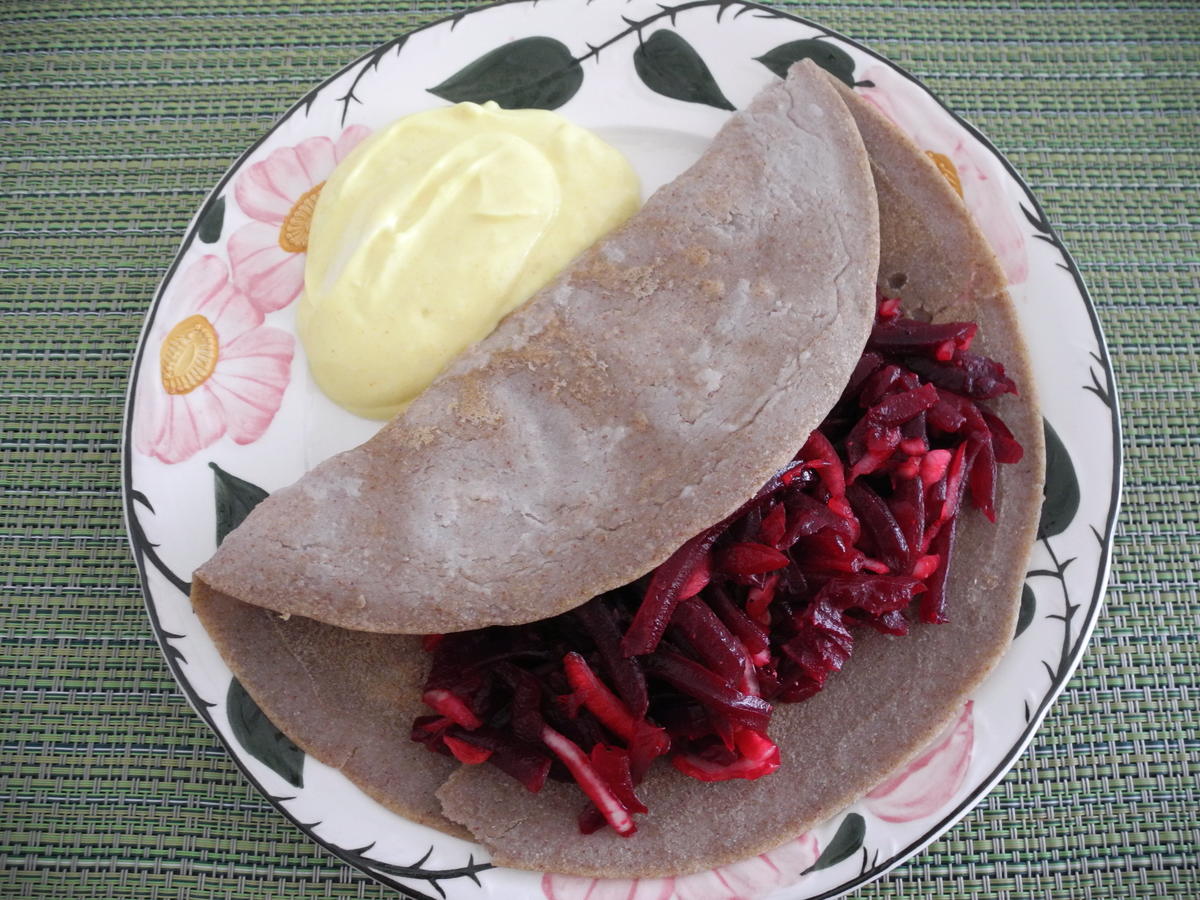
133;256;294;464
228;125;371;312
864;702;975;824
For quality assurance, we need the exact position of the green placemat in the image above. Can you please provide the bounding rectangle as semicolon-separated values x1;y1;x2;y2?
1;1;1196;897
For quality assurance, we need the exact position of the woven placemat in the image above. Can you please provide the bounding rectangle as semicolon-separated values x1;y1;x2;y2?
1;1;1196;897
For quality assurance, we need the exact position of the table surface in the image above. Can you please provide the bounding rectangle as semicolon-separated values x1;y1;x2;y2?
2;1;1197;898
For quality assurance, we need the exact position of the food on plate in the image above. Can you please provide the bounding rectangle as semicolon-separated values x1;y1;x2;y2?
421;290;1019;832
195;60;881;635
299;101;641;420
190;61;1044;878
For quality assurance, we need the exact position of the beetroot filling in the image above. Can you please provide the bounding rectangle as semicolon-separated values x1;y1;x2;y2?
411;294;1023;837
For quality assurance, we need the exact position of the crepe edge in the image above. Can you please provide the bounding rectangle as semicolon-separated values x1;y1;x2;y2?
190;576;473;841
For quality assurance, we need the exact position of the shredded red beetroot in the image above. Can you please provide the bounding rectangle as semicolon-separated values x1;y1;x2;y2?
411;294;1021;837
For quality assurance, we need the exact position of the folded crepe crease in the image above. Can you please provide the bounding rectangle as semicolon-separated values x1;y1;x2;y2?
196;60;880;635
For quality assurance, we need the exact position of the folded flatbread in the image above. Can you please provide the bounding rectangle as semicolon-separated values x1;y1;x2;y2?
192;63;1043;878
195;60;880;635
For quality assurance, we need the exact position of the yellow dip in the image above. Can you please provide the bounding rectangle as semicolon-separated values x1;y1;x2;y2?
298;101;641;420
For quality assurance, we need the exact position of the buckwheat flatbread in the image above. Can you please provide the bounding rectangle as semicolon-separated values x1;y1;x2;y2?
195;60;880;635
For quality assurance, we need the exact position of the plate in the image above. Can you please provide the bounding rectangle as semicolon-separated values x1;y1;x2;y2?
122;1;1121;897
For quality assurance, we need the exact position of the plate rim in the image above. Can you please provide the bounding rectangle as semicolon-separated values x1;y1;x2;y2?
120;1;1124;897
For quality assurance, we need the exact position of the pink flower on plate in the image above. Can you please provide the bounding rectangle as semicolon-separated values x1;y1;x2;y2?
863;700;974;823
227;125;371;312
540;834;820;900
855;69;1029;286
673;834;821;900
541;874;674;900
134;255;294;464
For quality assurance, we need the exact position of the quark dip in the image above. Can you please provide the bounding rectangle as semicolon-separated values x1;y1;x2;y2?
298;101;641;419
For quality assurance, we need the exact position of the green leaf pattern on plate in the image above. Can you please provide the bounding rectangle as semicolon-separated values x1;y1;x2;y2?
197;195;225;244
428;37;583;110
1039;419;1080;539
755;38;859;87
226;678;305;788
808;812;866;871
210;461;268;547
633;29;735;111
1015;583;1036;638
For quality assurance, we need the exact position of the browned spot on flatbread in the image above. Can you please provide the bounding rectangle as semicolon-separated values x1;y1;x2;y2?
394;425;437;450
752;279;776;300
450;372;503;427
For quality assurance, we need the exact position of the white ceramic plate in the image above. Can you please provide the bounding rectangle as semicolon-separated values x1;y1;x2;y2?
122;1;1121;897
